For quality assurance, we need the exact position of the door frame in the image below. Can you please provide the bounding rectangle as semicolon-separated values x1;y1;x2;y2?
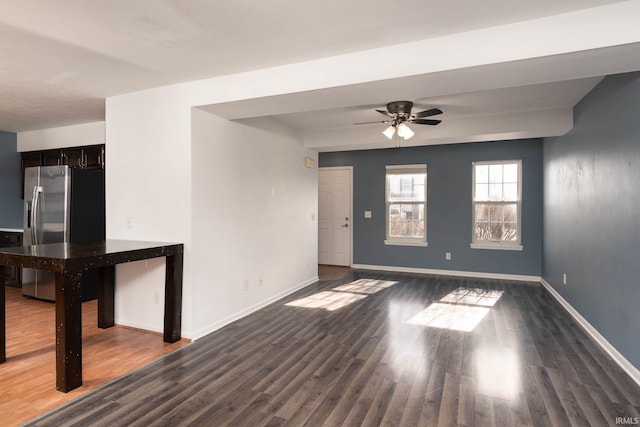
318;166;353;267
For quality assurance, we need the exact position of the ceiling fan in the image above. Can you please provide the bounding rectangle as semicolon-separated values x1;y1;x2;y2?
356;100;442;141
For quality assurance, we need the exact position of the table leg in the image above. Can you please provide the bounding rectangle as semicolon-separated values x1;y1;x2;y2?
97;265;115;328
55;271;83;392
0;265;5;363
164;253;183;343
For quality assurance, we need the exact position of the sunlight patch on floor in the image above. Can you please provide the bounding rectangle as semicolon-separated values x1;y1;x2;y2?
408;303;490;332
407;287;504;332
333;279;398;294
285;291;367;311
439;287;504;307
475;347;521;401
285;279;399;311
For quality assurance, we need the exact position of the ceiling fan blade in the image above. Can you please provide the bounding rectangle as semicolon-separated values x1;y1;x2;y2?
413;108;443;118
376;109;394;118
354;120;392;125
411;119;441;125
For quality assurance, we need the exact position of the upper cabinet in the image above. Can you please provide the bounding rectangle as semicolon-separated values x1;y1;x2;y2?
62;147;84;167
82;145;105;170
20;144;105;197
21;151;42;169
42;149;63;166
33;145;104;168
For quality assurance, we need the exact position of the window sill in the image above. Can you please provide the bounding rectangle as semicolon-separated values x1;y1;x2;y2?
385;240;428;247
470;243;523;251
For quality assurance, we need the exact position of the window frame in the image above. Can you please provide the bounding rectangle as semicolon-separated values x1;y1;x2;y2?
471;160;523;251
384;164;428;247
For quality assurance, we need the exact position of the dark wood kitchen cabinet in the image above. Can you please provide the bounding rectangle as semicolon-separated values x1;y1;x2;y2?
83;145;105;170
0;230;22;287
21;151;42;168
62;147;84;167
20;144;105;197
42;149;63;166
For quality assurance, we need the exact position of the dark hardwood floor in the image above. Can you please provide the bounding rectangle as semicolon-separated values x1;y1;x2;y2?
26;270;640;426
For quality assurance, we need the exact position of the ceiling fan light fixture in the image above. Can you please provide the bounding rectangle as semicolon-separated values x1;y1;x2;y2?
397;122;415;139
383;125;396;139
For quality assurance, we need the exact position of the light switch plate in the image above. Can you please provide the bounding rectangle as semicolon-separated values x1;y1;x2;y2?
364;211;372;218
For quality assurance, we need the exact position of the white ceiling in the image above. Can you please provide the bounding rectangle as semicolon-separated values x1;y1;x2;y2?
0;0;637;151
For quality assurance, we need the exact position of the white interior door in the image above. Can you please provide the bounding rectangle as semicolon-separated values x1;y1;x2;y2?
318;167;351;266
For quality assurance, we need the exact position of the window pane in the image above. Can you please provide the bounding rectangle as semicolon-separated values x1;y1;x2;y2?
416;203;425;221
389;203;425;238
503;183;517;201
503;163;518;183
489;183;502;201
489;164;503;183
402;220;423;238
475;204;489;221
490;222;502;240
387;167;427;242
389;173;425;202
503;223;517;241
489;205;503;221
475;183;489;201
389;212;401;236
402;203;414;220
475;222;491;241
504;204;517;221
475;164;489;183
472;162;520;244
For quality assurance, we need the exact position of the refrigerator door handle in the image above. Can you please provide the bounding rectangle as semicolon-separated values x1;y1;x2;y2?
26;201;32;228
31;185;43;245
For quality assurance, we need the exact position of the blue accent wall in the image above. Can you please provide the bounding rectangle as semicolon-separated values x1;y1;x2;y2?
320;139;542;276
0;131;22;228
543;72;640;370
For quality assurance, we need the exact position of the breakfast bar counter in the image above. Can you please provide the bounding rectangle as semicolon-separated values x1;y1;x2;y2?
0;239;183;392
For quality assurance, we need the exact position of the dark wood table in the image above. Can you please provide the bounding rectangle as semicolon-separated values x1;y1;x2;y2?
0;239;184;392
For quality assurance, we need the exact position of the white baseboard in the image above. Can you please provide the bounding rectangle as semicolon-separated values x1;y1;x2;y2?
114;320;163;335
540;278;640;387
352;263;540;283
189;275;319;341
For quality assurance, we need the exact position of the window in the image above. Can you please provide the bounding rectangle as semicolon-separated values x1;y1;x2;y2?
472;160;522;250
385;164;427;246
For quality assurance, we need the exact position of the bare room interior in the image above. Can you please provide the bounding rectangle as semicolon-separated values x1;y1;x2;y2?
0;2;639;426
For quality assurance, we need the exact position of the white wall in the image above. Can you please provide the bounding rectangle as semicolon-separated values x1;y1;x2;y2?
105;82;318;339
17;121;105;152
106;85;194;335
190;109;318;337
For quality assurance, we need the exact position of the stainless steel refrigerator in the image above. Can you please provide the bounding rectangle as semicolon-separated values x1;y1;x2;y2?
23;165;105;301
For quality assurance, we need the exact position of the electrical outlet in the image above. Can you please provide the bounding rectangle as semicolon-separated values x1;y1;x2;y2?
244;280;249;291
153;291;160;305
259;276;263;286
562;274;567;285
445;252;452;261
126;216;133;229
